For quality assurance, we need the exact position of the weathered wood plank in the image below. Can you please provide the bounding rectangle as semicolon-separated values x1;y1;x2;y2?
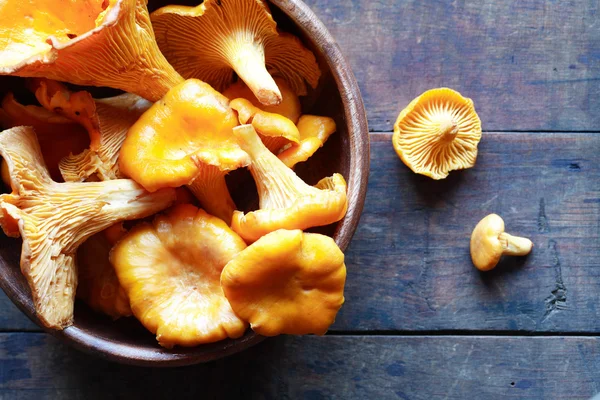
331;132;600;332
303;0;600;132
0;132;599;334
0;333;599;399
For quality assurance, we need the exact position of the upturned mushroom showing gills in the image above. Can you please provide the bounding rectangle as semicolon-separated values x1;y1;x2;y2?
278;115;337;168
470;214;533;271
230;98;300;154
221;229;346;336
0;126;176;329
0;0;183;102
222;78;302;123
120;79;249;223
393;88;482;180
77;225;132;320
110;204;248;348
0;93;89;181
151;0;321;106
59;93;152;182
231;125;347;243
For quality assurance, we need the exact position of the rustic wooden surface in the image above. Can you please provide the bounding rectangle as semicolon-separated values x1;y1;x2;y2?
1;0;600;398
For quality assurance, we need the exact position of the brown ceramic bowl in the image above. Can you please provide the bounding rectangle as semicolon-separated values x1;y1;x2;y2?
0;0;369;366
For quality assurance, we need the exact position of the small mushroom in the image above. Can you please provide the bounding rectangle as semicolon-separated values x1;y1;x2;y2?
221;229;346;336
278;115;336;168
0;92;89;181
230;98;300;154
30;79;101;150
0;0;183;101
470;214;533;271
231;125;347;243
151;0;320;106
0;126;176;328
77;224;132;320
110;204;248;348
222;78;302;123
393;88;482;179
119;79;249;223
59;93;152;182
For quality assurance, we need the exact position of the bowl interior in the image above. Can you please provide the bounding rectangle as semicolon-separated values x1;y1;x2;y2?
0;0;369;366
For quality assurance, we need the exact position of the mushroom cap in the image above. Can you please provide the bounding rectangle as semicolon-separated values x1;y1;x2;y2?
392;88;482;180
59;92;152;182
119;79;249;192
222;78;301;123
470;214;505;271
221;229;346;336
0;92;90;181
230;124;348;243
278;115;336;168
230;98;299;153
77;227;132;320
0;0;183;102
151;0;320;100
0;126;176;329
110;204;248;348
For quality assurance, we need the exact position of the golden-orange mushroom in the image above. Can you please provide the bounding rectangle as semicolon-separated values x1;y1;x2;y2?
0;126;176;329
392;88;482;180
221;229;346;336
278;115;336;168
152;0;320;106
110;204;248;348
0;92;90;181
77;224;132;320
30;79;101;150
231;125;347;243
61;93;152;182
222;78;301;123
230;98;299;154
120;79;249;223
0;0;183;102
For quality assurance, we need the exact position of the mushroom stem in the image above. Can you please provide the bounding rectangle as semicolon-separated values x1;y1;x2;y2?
438;117;459;142
226;39;282;106
498;232;533;256
187;166;236;224
234;125;319;209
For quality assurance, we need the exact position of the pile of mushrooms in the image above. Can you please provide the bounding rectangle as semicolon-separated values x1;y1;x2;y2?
0;0;347;346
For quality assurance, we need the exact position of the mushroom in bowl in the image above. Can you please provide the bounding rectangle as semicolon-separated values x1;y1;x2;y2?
0;0;369;366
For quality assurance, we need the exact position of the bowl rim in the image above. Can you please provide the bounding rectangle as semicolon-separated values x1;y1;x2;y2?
0;0;370;367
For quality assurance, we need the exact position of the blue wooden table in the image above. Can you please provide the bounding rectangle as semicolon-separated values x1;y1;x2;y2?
1;1;600;398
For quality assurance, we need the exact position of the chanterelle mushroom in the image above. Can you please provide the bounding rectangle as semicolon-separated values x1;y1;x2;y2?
221;229;346;336
470;214;533;271
230;98;300;154
222;78;301;123
392;88;482;180
62;93;152;182
0;126;176;329
278;115;336;168
110;204;248;348
120;79;249;223
151;0;320;106
0;0;183;101
231;125;347;243
0;92;89;181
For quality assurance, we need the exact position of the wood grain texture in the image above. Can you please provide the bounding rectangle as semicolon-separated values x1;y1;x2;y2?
0;333;599;399
331;132;600;332
0;132;599;335
303;0;600;132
